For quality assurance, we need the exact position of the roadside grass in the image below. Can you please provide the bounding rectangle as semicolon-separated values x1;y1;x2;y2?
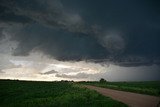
0;79;127;107
80;81;160;96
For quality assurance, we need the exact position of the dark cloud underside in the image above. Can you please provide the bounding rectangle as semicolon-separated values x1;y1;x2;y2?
0;0;160;66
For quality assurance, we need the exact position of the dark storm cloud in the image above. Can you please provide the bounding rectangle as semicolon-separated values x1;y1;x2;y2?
0;0;89;33
10;24;107;60
0;0;160;66
0;0;107;60
90;56;160;67
0;28;4;39
0;0;32;24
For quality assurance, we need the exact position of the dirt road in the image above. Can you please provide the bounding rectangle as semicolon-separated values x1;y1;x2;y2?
85;85;160;107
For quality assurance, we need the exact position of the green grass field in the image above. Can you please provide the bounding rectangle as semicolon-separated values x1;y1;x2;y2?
80;81;160;96
0;80;127;107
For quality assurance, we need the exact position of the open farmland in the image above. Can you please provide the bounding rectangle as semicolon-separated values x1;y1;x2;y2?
0;79;127;107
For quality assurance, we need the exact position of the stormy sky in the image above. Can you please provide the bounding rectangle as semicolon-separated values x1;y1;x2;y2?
0;0;160;81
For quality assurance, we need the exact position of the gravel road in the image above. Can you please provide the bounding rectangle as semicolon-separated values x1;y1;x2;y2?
85;85;160;107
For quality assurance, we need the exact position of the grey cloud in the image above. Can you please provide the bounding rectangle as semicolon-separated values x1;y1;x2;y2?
42;70;58;75
0;69;4;73
55;73;89;79
0;59;19;71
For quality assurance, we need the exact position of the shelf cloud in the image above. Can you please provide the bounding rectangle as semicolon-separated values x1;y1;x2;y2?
0;0;160;68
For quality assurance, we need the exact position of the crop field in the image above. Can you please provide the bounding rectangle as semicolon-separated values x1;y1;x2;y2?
80;81;160;96
0;80;127;107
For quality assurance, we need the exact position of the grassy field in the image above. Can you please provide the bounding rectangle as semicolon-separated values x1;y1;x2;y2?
0;80;127;107
80;81;160;96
